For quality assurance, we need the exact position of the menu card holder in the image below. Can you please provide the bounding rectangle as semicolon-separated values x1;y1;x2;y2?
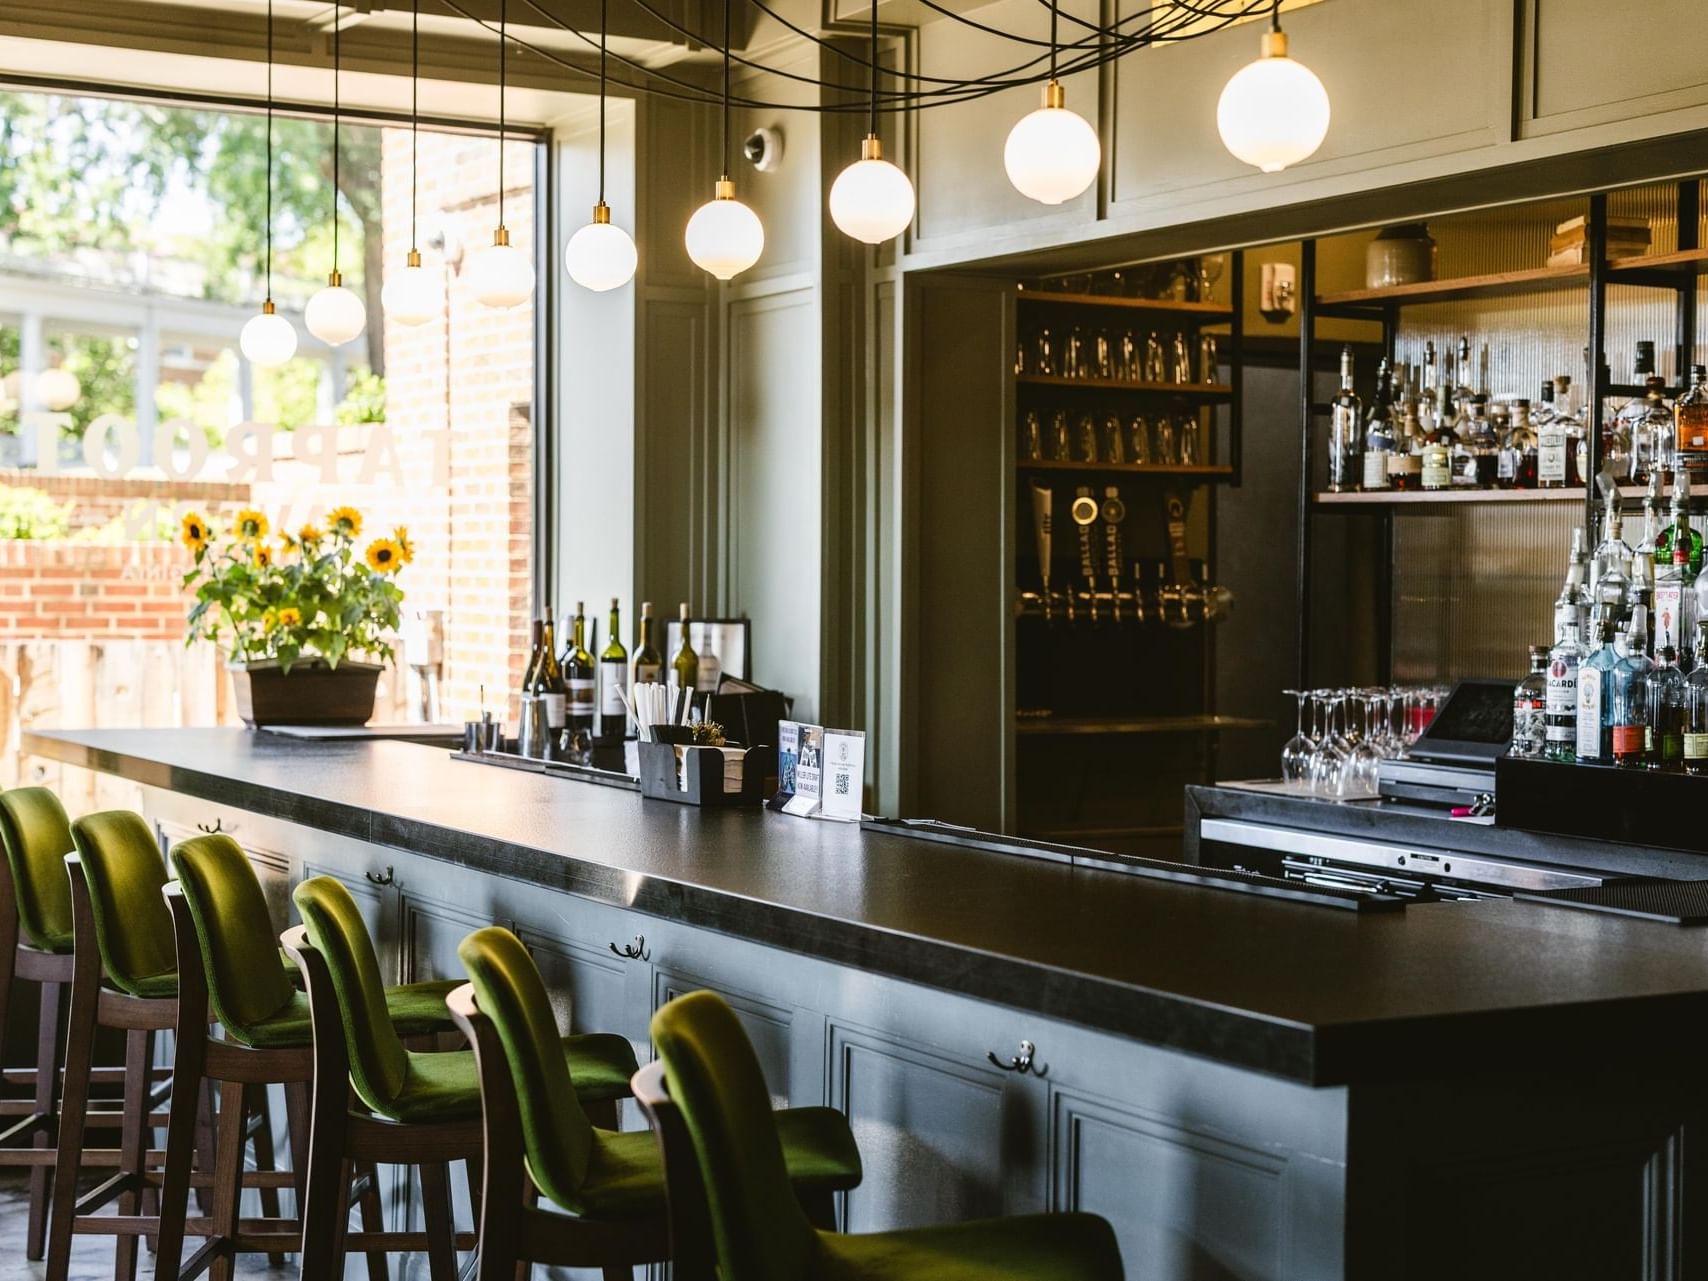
637;740;775;807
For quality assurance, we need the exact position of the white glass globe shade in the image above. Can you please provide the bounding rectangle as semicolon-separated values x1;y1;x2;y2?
305;284;367;347
34;367;81;412
1216;51;1330;173
829;157;915;244
382;264;440;326
239;309;298;367
684;196;764;281
1004;104;1101;206
469;240;535;309
565;220;638;292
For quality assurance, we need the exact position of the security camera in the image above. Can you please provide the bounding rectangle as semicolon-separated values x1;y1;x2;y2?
743;127;784;173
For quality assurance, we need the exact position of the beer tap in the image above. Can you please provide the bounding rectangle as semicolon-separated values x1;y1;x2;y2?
1160;492;1193;629
1025;481;1054;622
1101;487;1127;622
1071;488;1100;622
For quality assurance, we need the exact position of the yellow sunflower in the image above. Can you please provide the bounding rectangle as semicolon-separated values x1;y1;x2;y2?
180;511;211;552
365;538;404;575
252;544;274;570
328;506;363;538
277;531;298;553
234;508;269;542
298;523;324;545
393;525;415;564
276;606;302;628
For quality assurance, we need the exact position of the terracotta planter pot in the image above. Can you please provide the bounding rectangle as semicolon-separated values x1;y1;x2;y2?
228;659;382;729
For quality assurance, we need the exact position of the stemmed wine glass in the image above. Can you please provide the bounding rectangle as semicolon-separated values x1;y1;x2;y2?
1280;689;1312;789
1308;691;1347;797
1196;255;1225;304
1344;692;1385;797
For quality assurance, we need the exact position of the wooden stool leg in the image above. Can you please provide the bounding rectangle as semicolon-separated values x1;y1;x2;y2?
28;977;66;1261
420;1161;460;1281
154;1033;207;1278
193;1072;218;1214
250;1086;284;1230
356;1160;388;1281
44;961;100;1281
298;1076;353;1281
113;1027;153;1281
207;1079;250;1281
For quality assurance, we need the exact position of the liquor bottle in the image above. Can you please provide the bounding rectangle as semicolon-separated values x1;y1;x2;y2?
670;603;698;693
1553;526;1590;644
1537;390;1570;489
1545;619;1585;763
694;622;722;694
1633;373;1675;487
1608;608;1653;767
1419;386;1454;493
598;598;629;743
1510;645;1549;759
1626;551;1654;640
1655;473;1704;576
1609;342;1657;482
1455;336;1474;403
1686;620;1708;775
1676;363;1708;459
632;600;663;685
1389;400;1423;491
1644;647;1687;770
1452;395;1498;489
1634;470;1664;565
1328;347;1361;493
1589;487;1631;622
523;613;543;700
1577;614;1619;764
1655;539;1698;665
1360;360;1394;492
1557;373;1585;488
563;602;596;736
529;608;568;734
1417;341;1439;433
1498;399;1537;489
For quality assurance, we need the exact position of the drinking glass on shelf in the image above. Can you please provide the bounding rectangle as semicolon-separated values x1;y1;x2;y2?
1094;331;1114;380
1171;332;1192;384
1197;254;1225;304
1119;331;1138;382
1280;689;1312;789
1035;327;1055;377
1101;415;1125;465
1344;692;1385;798
1153;415;1176;466
1178;412;1202;466
1067;327;1089;380
1144;332;1166;383
1074;414;1099;463
1021;410;1043;461
1308;692;1348;797
1049;410;1071;461
1128;415;1151;465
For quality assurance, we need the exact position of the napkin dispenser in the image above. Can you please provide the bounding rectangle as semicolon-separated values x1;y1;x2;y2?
637;741;775;807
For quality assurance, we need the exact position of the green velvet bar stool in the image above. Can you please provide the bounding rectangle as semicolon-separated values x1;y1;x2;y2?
46;811;289;1281
285;875;642;1281
0;785;141;1262
154;834;463;1281
639;990;1126;1281
447;926;863;1281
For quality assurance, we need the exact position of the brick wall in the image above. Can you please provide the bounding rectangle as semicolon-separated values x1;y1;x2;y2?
0;542;192;639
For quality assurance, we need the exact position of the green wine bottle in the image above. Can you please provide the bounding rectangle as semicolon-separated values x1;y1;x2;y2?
599;597;628;743
670;602;699;695
632;600;663;686
564;602;596;736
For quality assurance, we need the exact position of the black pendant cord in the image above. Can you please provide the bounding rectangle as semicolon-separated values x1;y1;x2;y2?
411;0;419;251
868;0;878;137
498;0;506;228
1270;0;1280;31
720;0;731;180
598;0;607;203
1048;0;1057;81
332;15;341;275
264;0;273;299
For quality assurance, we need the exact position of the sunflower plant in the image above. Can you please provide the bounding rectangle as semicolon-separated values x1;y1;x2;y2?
180;505;414;672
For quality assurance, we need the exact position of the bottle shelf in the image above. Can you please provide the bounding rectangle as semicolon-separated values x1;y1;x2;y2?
1015;290;1234;318
1313;248;1708;315
1016;375;1233;397
1015;714;1269;737
1018;460;1234;479
1311;485;1648;508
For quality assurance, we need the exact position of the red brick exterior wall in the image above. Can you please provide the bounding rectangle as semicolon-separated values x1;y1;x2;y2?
0;542;192;640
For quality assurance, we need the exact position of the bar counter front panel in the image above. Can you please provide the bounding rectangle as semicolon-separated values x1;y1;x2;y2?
26;729;1708;1280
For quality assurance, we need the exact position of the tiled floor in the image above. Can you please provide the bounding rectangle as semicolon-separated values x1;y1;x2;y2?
0;1173;296;1280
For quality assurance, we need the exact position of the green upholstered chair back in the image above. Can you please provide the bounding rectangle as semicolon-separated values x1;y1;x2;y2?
456;927;594;1208
650;990;816;1281
0;787;75;951
292;876;409;1111
69;811;175;996
168;834;297;1036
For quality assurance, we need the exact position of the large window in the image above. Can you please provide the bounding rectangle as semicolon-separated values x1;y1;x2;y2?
0;89;541;797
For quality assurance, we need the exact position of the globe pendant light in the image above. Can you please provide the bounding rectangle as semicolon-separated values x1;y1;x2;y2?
1216;1;1330;173
685;0;764;280
565;0;638;291
382;1;440;325
239;0;299;368
470;0;536;309
828;0;913;244
34;366;82;412
306;16;368;346
1003;0;1099;206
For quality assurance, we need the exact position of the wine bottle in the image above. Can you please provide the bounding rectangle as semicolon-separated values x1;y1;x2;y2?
695;621;722;694
522;613;543;704
670;602;699;693
564;601;596;736
633;601;663;685
531;608;567;733
599;598;628;743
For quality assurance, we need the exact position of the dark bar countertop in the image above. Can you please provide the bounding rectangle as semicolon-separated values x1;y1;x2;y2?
26;728;1708;1088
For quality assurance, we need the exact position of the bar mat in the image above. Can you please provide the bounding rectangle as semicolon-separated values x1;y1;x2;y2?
1514;881;1708;926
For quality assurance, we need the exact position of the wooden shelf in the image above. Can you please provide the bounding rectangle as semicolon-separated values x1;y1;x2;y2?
1016;290;1233;317
1018;460;1234;479
1016;374;1232;396
1311;485;1647;507
1609;247;1708;277
1015;714;1269;737
1315;265;1589;311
